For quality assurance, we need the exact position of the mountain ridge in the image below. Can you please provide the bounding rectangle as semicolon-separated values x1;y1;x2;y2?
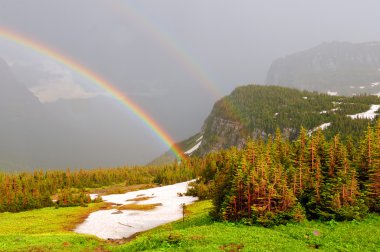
266;41;380;96
151;84;380;164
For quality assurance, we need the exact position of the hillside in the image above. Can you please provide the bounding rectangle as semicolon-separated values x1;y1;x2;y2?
266;42;380;96
153;85;380;162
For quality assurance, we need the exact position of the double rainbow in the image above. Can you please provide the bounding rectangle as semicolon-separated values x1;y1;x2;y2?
0;27;184;160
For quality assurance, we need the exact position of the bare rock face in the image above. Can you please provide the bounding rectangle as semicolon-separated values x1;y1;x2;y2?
199;117;245;154
266;41;380;95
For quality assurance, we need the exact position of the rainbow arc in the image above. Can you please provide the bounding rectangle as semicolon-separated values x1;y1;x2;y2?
0;27;184;160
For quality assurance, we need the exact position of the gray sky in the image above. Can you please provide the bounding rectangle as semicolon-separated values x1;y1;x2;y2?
1;0;380;167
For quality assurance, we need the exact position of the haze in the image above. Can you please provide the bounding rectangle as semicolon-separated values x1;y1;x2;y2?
1;0;380;169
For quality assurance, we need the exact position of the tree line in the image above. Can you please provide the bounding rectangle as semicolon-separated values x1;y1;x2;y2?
188;120;380;226
0;161;199;212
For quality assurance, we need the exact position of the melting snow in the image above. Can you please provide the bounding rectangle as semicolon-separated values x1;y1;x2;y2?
371;82;379;87
347;105;380;120
327;91;338;96
196;135;203;142
303;97;308;100
90;194;99;200
184;141;202;155
75;181;197;239
274;112;279;117
319;122;331;130
320;110;328;114
308;122;331;136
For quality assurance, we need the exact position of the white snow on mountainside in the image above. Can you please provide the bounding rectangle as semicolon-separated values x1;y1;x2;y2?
308;122;331;136
184;141;202;155
347;105;380;120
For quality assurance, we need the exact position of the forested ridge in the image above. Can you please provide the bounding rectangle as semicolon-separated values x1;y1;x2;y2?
188;120;380;226
198;85;380;155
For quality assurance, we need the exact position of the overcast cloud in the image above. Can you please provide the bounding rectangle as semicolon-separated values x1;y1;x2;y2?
1;0;380;166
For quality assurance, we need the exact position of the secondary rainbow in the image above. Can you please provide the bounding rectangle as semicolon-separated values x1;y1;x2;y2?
106;1;224;99
0;27;184;160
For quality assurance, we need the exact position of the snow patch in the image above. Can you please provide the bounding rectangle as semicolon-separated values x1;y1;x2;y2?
274;112;279;117
308;122;331;136
196;135;203;142
319;110;328;114
371;82;379;87
327;91;338;96
184;141;202;155
347;105;380;120
303;97;308;100
75;181;197;239
90;194;99;200
359;86;365;89
331;108;340;112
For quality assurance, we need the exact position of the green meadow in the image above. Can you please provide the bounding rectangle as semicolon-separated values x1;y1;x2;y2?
0;200;379;251
109;201;380;252
0;203;107;252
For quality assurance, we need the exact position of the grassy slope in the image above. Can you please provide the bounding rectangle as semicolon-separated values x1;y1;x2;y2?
0;203;107;252
0;200;379;251
110;201;380;252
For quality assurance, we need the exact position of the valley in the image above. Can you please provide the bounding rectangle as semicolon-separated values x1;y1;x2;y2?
1;2;380;251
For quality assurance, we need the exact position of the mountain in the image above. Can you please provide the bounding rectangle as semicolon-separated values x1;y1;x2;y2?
152;85;380;163
266;42;380;96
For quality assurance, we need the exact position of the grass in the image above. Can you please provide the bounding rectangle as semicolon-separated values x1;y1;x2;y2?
0;203;109;252
109;201;380;252
126;196;154;202
117;203;162;211
0;200;379;251
88;183;156;196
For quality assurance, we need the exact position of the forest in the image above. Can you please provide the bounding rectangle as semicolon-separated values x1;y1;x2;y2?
189;120;380;226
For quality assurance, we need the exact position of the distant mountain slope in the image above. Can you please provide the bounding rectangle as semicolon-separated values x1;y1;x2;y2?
152;85;380;163
148;132;203;166
0;57;159;171
266;42;380;96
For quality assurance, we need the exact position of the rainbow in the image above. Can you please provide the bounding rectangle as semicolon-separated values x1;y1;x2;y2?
0;27;185;160
105;1;224;99
105;1;243;127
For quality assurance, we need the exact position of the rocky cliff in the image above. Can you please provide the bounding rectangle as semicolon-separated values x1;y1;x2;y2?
266;42;380;96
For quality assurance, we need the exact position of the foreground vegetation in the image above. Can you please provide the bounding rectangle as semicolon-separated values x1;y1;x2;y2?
0;160;199;212
189;120;380;226
1;200;378;251
111;200;380;252
0;203;107;251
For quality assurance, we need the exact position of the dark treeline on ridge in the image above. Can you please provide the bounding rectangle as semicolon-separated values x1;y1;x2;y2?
189;120;380;226
198;85;380;157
